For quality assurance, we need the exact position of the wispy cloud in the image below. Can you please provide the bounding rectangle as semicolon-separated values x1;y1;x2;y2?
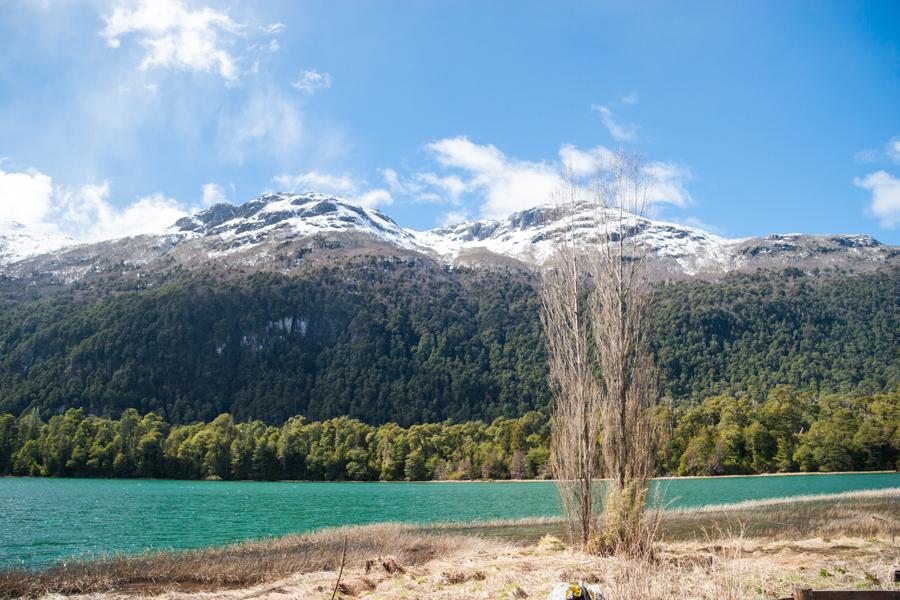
261;22;286;35
591;104;638;142
217;87;304;164
101;0;242;82
621;91;640;105
438;210;470;226
271;171;393;208
887;138;900;164
292;69;332;94
201;182;230;207
559;144;617;177
664;215;723;234
645;160;693;208
272;171;357;194
855;135;900;165
855;170;900;229
377;168;463;205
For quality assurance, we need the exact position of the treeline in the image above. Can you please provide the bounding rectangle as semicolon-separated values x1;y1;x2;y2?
2;387;896;480
0;265;896;426
658;386;899;475
0;408;551;481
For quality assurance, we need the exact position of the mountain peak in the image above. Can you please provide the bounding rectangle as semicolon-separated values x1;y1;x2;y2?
170;192;418;252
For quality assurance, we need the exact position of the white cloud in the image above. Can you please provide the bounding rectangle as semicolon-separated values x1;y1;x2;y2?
414;137;691;219
427;137;507;174
426;136;559;218
854;170;900;229
292;69;332;94
645;161;693;208
271;171;393;209
0;167;54;227
591;104;637;142
559;144;616;177
0;166;205;241
55;184;187;241
354;189;393;208
415;173;468;201
102;0;241;82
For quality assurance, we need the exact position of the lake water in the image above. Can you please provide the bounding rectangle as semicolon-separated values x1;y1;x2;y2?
1;473;898;570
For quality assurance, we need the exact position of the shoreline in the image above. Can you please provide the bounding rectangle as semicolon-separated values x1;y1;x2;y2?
2;469;897;484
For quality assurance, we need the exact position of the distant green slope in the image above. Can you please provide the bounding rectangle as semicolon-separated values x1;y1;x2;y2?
652;267;899;400
0;264;896;424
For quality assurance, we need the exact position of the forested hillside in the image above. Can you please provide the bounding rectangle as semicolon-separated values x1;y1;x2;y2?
652;267;899;399
0;262;896;425
0;260;548;425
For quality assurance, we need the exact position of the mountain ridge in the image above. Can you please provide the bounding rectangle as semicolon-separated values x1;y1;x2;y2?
1;192;896;280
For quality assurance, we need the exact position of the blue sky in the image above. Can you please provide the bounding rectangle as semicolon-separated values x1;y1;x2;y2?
0;0;898;243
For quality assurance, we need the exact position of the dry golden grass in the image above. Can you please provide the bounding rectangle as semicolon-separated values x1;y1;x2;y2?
661;488;900;542
2;488;898;599
427;487;900;544
25;536;895;600
0;524;496;599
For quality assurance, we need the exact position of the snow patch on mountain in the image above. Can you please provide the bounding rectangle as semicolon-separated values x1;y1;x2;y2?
415;203;741;274
0;222;76;265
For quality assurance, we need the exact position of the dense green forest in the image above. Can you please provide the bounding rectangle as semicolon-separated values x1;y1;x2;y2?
652;267;898;400
1;387;896;480
0;263;896;425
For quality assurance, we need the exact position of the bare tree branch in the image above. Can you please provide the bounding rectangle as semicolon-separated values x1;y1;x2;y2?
541;152;661;556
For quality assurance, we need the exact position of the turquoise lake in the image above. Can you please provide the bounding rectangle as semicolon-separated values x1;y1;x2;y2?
1;473;898;570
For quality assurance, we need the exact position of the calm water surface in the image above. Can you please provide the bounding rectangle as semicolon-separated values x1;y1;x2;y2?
1;473;898;570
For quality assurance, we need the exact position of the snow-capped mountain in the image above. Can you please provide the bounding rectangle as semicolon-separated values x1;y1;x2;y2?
1;192;896;281
171;192;420;252
414;202;896;275
0;221;75;266
415;203;736;275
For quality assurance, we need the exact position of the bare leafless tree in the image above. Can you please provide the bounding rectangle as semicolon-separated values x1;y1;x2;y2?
589;153;660;556
540;152;661;555
540;177;601;549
